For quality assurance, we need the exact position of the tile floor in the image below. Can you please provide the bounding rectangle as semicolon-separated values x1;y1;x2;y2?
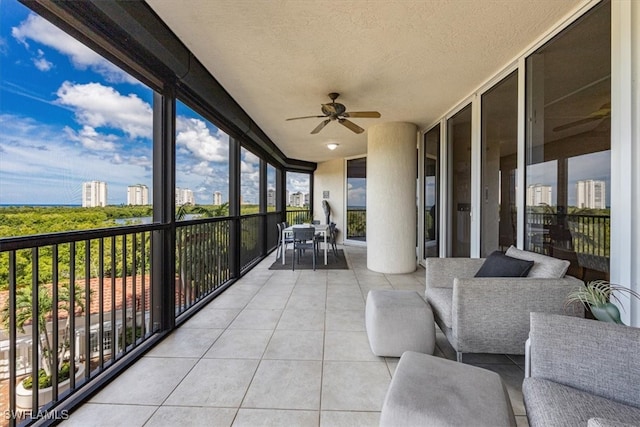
63;246;528;427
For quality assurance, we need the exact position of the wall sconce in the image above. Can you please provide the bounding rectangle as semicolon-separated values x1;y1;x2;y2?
327;143;339;150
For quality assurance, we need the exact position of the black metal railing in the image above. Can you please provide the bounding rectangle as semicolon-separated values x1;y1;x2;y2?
285;209;312;226
266;213;280;253
346;208;366;239
526;212;610;257
175;218;231;316
0;224;159;424
240;215;262;271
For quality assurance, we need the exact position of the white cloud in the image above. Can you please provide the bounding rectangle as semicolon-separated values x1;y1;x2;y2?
12;14;138;84
243;150;259;165
56;81;152;139
176;117;228;163
240;160;255;174
65;125;118;151
191;161;214;176
33;56;52;71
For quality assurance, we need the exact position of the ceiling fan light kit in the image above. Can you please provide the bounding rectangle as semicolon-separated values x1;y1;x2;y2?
286;93;381;134
327;143;339;150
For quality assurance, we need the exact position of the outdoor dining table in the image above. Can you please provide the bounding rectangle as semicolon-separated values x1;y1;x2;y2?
281;224;330;265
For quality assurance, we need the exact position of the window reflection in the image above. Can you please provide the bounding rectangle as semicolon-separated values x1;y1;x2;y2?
525;1;610;280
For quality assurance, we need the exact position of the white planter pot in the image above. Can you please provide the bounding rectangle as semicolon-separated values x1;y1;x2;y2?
16;364;85;411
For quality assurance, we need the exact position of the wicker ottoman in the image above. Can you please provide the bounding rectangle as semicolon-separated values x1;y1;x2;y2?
380;351;516;427
365;290;435;357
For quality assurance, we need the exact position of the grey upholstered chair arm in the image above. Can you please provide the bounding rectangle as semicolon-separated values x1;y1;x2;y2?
529;312;640;408
450;277;584;355
425;258;485;290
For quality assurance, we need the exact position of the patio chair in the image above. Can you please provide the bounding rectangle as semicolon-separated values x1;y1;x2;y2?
292;226;316;271
275;222;293;261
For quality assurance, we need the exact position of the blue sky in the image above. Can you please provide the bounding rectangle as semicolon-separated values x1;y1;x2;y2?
0;1;308;206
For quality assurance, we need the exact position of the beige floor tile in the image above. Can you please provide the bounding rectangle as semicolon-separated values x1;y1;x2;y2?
277;309;325;331
325;309;365;332
286;295;326;311
89;357;198;405
245;293;290;310
146;407;236;427
204;329;273;359
165;359;259;407
181;308;241;329
233;409;318;427
242;360;322;410
324;331;381;361
320;410;381;427
228;309;282;329
61;403;157;427
326;295;365;311
322;361;391;411
263;330;324;360
147;327;223;358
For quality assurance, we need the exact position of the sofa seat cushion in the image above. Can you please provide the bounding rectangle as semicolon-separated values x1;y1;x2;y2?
523;378;640;427
426;287;453;329
506;246;570;278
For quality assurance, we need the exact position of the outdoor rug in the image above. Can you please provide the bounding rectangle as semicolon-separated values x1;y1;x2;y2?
269;249;349;270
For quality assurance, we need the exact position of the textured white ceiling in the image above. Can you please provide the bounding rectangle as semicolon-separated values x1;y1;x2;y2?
146;0;585;163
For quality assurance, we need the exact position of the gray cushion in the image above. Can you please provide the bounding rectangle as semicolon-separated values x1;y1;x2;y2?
365;290;435;357
524;378;640;427
588;418;640;427
381;351;516;427
425;287;453;329
505;246;570;278
475;251;534;277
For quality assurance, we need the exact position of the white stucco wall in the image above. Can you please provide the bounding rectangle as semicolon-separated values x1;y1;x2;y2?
313;158;346;243
367;122;418;273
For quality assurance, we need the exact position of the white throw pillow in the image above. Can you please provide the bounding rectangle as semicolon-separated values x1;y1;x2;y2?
505;246;570;278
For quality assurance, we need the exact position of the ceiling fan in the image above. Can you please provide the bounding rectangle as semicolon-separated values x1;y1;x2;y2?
553;102;610;132
286;92;381;134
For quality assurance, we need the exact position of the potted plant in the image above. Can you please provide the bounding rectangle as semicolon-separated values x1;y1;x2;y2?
566;280;640;324
1;284;86;410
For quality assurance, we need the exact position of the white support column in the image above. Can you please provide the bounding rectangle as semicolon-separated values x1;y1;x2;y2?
367;122;418;273
611;0;639;327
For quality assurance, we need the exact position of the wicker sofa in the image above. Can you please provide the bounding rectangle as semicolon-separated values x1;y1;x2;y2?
425;247;584;361
524;312;640;427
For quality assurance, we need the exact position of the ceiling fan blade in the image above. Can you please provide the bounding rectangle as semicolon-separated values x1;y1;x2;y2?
286;115;326;121
553;116;605;132
339;119;364;134
311;119;331;134
343;111;381;118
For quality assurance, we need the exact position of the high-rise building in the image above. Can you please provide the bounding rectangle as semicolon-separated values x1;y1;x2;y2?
82;181;107;207
213;191;223;206
289;191;305;208
176;187;195;206
127;184;149;205
304;192;310;206
526;184;552;206
267;188;276;208
576;180;606;209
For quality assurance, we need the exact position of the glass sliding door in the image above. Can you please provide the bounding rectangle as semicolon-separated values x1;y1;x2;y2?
525;1;610;280
424;125;440;258
448;105;472;257
346;157;367;242
481;71;518;256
